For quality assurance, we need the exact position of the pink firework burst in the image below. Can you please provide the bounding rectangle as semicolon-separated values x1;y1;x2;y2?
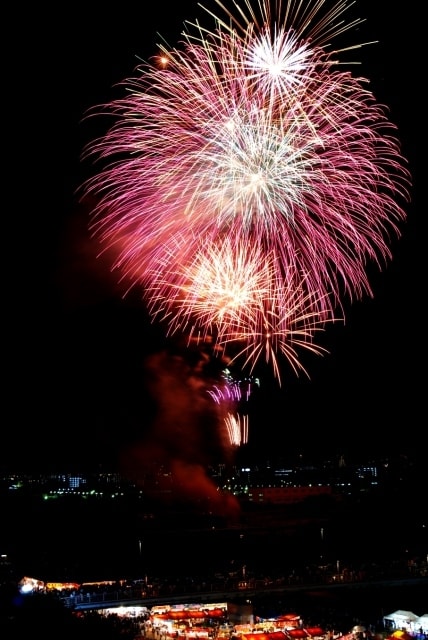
80;0;411;383
144;238;275;337
217;270;332;381
144;238;332;383
207;369;255;447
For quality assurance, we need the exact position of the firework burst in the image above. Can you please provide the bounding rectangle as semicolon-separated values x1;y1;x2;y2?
224;413;249;447
207;368;256;448
80;0;410;384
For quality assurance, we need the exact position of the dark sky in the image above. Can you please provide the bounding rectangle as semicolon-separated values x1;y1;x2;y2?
4;0;422;473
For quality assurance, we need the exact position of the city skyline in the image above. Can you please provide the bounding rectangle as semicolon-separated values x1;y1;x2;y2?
5;0;422;474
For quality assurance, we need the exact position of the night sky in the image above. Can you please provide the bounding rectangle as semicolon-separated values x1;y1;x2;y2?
4;0;422;473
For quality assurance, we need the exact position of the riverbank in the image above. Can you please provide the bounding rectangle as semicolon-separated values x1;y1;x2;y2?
63;576;428;636
72;578;428;640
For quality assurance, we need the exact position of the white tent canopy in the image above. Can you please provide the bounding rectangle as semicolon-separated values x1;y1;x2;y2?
383;611;419;631
412;615;428;634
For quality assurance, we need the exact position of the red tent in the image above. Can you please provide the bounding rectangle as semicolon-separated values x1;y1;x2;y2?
305;628;325;638
276;615;302;629
242;632;288;640
287;630;309;639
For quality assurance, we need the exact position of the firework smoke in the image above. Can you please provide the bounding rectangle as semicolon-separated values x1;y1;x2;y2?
119;349;242;518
